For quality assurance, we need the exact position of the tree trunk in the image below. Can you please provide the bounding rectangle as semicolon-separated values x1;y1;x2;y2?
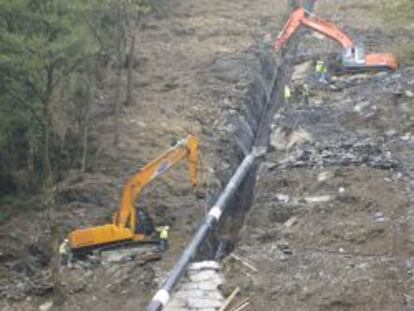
113;65;122;149
43;71;65;305
81;111;89;174
44;168;64;306
28;128;34;174
125;31;136;106
113;6;123;153
80;79;92;174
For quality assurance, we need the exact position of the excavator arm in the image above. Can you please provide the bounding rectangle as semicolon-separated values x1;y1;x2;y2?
274;8;354;49
68;135;199;251
116;135;198;231
274;7;398;72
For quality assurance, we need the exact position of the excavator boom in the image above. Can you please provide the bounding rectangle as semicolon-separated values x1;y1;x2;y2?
68;135;199;251
274;7;398;72
274;8;354;49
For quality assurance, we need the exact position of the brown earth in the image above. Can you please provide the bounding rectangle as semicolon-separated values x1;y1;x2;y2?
221;1;414;311
0;0;286;310
1;0;414;311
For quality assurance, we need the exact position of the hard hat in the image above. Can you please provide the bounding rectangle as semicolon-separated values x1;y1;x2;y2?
165;226;170;230
64;239;69;242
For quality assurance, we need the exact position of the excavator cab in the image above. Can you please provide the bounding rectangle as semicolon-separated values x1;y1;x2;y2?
341;46;365;67
341;46;398;72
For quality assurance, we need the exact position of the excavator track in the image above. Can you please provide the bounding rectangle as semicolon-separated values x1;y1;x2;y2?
73;239;160;258
333;65;393;75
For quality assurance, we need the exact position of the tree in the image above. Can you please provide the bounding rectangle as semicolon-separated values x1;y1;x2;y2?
0;0;100;302
0;0;100;181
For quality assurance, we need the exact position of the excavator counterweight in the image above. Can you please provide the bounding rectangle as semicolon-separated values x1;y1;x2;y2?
68;135;199;252
274;7;398;72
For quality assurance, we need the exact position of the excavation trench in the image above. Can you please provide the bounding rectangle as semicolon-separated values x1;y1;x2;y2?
203;50;293;261
147;39;299;310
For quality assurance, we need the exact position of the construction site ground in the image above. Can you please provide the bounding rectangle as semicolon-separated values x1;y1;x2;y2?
1;0;414;310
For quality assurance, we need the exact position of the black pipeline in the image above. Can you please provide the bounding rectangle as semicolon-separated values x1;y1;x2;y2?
146;147;265;311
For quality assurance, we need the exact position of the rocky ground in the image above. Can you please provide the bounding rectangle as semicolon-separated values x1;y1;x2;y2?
0;0;284;310
222;1;414;310
1;0;413;310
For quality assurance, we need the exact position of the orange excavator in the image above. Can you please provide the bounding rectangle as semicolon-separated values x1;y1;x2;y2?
68;135;199;252
274;7;398;72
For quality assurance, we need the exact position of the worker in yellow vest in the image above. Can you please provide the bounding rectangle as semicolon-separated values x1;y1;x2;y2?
157;226;170;251
284;85;292;104
315;60;328;82
59;239;73;270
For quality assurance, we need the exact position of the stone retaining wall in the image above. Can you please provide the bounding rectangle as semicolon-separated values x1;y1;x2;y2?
165;261;224;311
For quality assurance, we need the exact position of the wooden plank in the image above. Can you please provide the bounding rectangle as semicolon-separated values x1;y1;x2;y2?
219;286;240;311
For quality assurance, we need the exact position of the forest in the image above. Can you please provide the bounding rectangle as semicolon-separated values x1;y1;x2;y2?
0;0;159;213
1;0;414;310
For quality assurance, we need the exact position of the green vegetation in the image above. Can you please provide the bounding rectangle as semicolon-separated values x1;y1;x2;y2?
0;0;156;196
0;0;160;300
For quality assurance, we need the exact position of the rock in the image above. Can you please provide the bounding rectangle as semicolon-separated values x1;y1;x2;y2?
39;301;53;311
165;307;187;311
165;298;186;308
277;242;293;255
166;261;224;310
284;216;298;228
394;172;403;180
206;291;224;301
338;187;346;193
292;60;313;82
374;212;386;223
385;129;397;137
317;171;334;182
304;195;333;203
101;246;158;263
175;289;204;299
405;90;414;97
178;282;199;291
276;194;290;203
198;281;220;291
270;127;312;150
188;261;220;271
189;271;223;284
103;253;132;263
187;297;222;309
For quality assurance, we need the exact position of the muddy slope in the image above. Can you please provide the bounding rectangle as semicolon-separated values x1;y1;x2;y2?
0;0;288;310
223;1;414;311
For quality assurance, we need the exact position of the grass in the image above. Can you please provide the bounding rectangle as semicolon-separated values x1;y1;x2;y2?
378;0;414;65
379;0;414;26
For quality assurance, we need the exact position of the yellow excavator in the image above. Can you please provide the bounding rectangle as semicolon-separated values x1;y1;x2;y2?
68;135;199;253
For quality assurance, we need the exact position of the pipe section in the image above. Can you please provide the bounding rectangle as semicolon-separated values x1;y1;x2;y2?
146;148;264;311
146;2;313;308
